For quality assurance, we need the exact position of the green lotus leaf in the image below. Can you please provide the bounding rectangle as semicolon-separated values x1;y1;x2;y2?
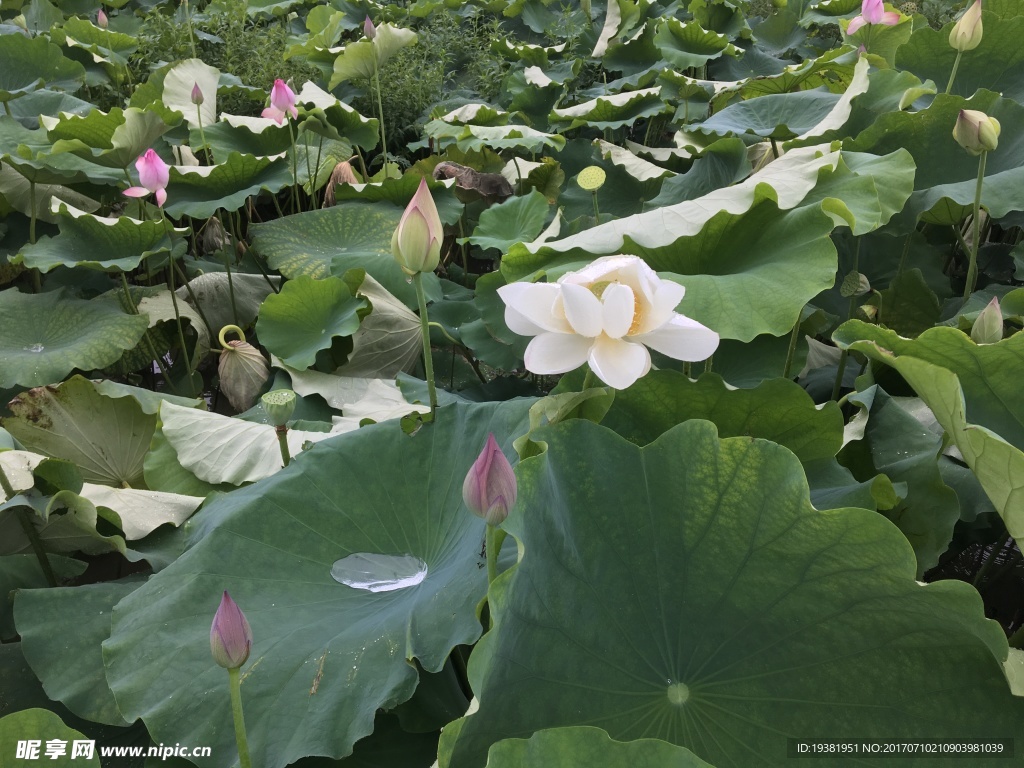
503;144;840;280
834;321;1024;538
0;291;148;389
0;554;85;641
696;88;842;139
0;33;86;102
332;274;422;379
163;151;292;220
600;371;843;460
843;386;959;577
16;579;143;726
896;10;1024;102
15;203;187;273
865;268;940;337
249;204;441;308
161;58;219;129
142;417;237;496
0;162;101;224
444;419;1022;767
846;91;1024;230
295;81;379;151
329;23;418;87
647;138;750;206
6;89;94;130
549;88;669;131
192;116;291;158
255;274;370;370
2;376;158;487
0;490;127;557
78;484;202;540
91;378;203;416
482;727;712;767
102;400;533;768
328;174;462;226
42;107;172;169
56;17;138;71
654;17;741;70
176;272;279;337
423;122;566;154
157;401;339;485
0;709;99;767
464;190;549;254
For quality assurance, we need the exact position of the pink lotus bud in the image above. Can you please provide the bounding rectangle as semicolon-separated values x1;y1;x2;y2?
949;0;983;52
363;15;376;39
953;109;1000;155
847;0;900;33
97;9;108;28
462;433;517;527
261;78;298;124
391;178;443;275
123;148;169;207
191;82;204;106
210;591;252;670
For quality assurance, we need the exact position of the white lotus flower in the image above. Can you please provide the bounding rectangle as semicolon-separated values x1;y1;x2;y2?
498;256;719;389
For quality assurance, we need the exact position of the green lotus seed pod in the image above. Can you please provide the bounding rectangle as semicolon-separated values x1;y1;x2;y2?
261;389;297;427
577;166;606;192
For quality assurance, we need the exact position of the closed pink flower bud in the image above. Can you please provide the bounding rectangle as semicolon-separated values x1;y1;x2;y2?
97;9;108;28
953;109;1000;155
123;148;169;207
191;82;204;106
262;78;298;124
363;15;376;39
391;178;443;275
210;591;252;669
462;433;517;527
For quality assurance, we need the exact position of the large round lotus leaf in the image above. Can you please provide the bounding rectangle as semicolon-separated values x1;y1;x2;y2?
694;88;842;139
654;17;740;69
16;579;142;726
255;274;369;370
42;107;171;170
444;419;1022;767
549;89;669;131
329;24;418;86
843;386;959;578
249;204;441;308
16;203;187;273
0;554;86;642
102;400;533;768
835;322;1024;540
0;33;86;102
2;376;161;488
0;709;99;767
464;190;549;254
483;727;712;767
162;58;218;129
0;290;149;390
163;152;293;220
895;10;1024;102
599;371;843;461
846;91;1024;230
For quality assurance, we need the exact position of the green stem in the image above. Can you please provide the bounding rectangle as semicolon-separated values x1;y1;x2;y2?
485;525;506;586
227;667;252;768
287;119;301;214
29;180;41;292
962;151;988;302
372;44;388;163
591;191;601;224
232;211;279;294
0;464;57;588
582;368;597;390
703;354;714;374
121;272;179;395
832;238;861;402
896;233;912;277
218;212;240;327
15;508;58;587
311;134;324;209
173;260;216;341
275;425;291;466
457;213;469;281
162;218;196;395
782;314;801;379
770;138;780;159
196;105;213;165
944;50;963;95
413;272;438;418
